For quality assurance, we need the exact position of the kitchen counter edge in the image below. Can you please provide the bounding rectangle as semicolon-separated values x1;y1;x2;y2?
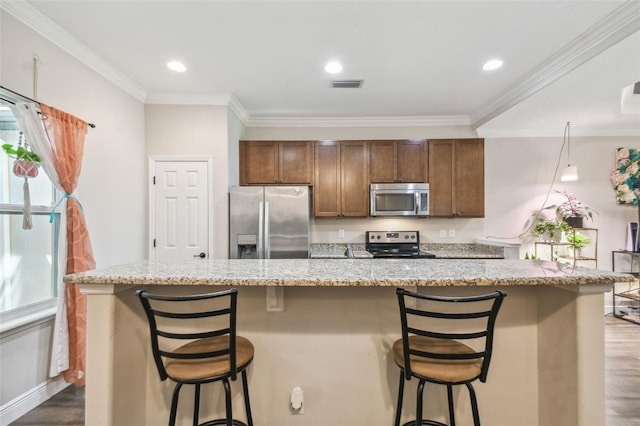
64;258;634;287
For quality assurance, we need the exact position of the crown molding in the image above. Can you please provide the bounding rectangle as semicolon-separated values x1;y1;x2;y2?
227;94;249;125
471;0;640;129
245;115;471;128
144;92;250;125
477;126;640;138
145;92;233;106
1;0;147;102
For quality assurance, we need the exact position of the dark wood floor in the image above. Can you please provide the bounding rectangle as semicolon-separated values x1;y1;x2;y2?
10;383;84;426
9;317;639;425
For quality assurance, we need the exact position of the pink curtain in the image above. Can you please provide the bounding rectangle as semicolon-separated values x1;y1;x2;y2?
40;104;96;387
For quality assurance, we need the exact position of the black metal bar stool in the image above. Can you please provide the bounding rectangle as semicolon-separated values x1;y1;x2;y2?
393;288;506;426
137;288;254;426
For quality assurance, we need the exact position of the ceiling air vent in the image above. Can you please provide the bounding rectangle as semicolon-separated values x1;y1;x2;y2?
331;80;363;89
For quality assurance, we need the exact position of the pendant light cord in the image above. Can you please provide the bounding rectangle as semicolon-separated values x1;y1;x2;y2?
485;122;569;241
565;121;571;164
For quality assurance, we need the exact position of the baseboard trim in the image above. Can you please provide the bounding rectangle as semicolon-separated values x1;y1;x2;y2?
0;376;69;426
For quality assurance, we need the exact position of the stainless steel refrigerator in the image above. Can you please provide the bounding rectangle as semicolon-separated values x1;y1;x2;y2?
229;186;310;259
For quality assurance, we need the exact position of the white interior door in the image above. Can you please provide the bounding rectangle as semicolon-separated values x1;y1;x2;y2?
151;160;210;261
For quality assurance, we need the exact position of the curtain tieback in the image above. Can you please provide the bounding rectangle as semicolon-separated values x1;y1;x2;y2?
50;193;84;223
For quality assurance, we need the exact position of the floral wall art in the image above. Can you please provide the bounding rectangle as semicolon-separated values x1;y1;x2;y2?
611;147;640;204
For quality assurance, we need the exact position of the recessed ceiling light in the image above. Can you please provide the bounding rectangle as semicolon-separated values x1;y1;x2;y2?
324;61;343;74
167;61;187;72
482;59;504;71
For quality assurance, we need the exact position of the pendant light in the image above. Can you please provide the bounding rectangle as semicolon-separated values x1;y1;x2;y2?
560;122;578;182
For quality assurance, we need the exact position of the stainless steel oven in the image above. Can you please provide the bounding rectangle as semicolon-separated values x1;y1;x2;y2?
370;183;429;217
366;231;435;258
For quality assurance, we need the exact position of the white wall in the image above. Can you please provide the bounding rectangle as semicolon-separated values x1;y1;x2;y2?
0;11;146;420
484;135;639;271
145;104;230;259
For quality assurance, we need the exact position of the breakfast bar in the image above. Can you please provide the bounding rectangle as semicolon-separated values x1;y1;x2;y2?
66;258;634;426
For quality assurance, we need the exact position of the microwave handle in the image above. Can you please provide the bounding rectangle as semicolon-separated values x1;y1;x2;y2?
415;192;420;215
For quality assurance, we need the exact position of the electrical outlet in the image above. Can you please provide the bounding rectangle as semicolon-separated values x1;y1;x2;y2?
449;229;456;238
290;387;304;415
338;229;345;238
439;229;447;238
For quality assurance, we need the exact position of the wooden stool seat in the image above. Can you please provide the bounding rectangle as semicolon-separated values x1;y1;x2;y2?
166;336;254;382
392;336;483;384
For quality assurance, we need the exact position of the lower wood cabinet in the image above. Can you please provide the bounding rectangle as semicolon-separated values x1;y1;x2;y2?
314;141;369;217
428;138;484;217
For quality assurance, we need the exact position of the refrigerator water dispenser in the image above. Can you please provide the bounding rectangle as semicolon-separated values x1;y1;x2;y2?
237;234;258;259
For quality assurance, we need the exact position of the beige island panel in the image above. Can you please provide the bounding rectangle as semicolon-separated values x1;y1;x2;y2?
66;259;633;426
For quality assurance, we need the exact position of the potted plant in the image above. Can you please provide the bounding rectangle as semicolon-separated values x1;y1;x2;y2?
532;219;571;243
547;190;598;228
566;231;592;257
2;141;41;178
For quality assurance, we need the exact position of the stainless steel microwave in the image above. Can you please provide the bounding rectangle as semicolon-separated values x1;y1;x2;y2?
370;183;429;217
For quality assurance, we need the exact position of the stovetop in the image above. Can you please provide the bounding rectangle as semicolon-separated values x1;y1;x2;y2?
365;231;436;259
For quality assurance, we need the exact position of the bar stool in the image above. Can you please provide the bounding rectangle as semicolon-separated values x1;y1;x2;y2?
137;288;254;426
393;288;506;426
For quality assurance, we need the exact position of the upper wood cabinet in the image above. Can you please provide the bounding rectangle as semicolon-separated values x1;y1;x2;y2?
369;140;427;183
314;141;369;217
428;138;484;218
240;141;313;185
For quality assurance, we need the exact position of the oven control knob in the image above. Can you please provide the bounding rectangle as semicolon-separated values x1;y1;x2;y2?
411;235;416;239
404;235;409;239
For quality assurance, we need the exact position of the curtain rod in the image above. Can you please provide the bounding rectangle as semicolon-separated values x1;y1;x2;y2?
0;85;96;128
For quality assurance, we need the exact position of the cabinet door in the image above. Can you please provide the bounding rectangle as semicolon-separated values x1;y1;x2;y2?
369;140;397;183
240;141;278;185
397;140;427;183
428;140;454;217
279;141;313;184
428;138;484;217
314;141;341;217
341;141;369;217
454;139;484;217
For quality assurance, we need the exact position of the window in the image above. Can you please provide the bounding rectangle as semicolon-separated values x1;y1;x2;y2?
0;102;60;315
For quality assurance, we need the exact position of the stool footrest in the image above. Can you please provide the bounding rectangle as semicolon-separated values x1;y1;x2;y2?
402;420;449;426
199;420;248;426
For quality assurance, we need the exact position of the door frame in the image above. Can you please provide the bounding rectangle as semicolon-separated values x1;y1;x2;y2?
148;156;214;260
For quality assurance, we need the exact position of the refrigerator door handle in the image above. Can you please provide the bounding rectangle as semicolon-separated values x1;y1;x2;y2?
258;201;264;259
264;201;270;258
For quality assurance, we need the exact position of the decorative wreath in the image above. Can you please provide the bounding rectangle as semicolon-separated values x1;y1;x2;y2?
611;148;640;205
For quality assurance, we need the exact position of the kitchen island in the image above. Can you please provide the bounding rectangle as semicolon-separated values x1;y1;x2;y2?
66;259;633;426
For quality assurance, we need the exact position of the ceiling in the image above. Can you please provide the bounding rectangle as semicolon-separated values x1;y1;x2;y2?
3;0;640;135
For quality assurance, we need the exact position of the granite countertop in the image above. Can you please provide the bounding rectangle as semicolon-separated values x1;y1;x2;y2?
310;243;504;259
423;244;504;259
65;258;634;287
311;250;373;259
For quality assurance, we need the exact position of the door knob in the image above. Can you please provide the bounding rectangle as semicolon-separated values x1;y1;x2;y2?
194;252;206;259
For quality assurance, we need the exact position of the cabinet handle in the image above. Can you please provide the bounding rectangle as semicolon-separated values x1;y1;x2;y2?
454;211;462;217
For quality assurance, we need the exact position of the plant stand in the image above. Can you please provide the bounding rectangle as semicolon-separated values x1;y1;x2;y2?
534;228;598;267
